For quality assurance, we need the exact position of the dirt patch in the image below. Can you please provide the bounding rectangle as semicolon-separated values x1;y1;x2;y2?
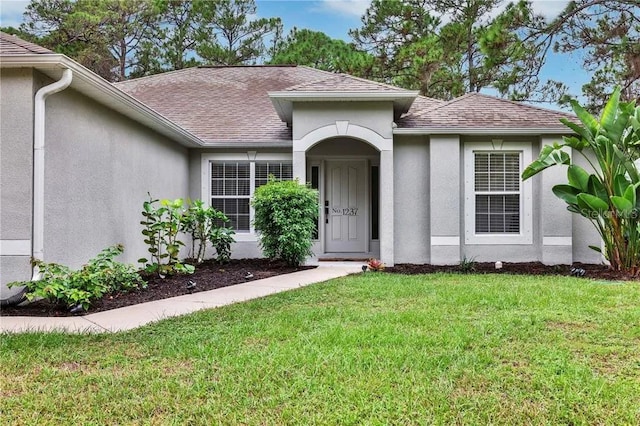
1;259;314;317
387;262;638;282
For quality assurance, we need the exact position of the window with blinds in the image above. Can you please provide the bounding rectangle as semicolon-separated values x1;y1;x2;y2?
255;162;293;188
210;160;293;232
474;152;521;234
211;162;250;231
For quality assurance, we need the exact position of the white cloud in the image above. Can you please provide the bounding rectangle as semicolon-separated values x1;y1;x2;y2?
530;0;570;21
319;0;371;17
0;0;29;28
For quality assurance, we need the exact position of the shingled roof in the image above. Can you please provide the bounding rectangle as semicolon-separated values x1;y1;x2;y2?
0;31;53;55
117;65;436;144
399;92;575;130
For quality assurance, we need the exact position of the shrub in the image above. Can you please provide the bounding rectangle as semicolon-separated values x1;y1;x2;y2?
252;178;318;266
7;244;145;311
523;87;640;276
181;199;235;264
139;195;194;276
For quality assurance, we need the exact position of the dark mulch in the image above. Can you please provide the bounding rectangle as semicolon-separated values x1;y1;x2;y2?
387;262;639;282
1;259;315;318
3;260;637;318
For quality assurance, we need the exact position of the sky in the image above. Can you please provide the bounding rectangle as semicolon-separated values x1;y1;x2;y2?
0;0;588;109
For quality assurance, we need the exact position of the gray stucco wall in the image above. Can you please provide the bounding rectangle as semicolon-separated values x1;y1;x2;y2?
40;77;189;271
394;135;430;263
292;102;393;141
0;68;35;297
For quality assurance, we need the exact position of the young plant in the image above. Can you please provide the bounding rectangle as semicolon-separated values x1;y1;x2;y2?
367;258;385;272
522;87;640;275
8;244;145;311
252;178;318;267
139;195;194;276
181;199;235;264
459;256;477;273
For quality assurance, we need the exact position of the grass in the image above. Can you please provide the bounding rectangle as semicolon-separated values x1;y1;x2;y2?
2;273;639;424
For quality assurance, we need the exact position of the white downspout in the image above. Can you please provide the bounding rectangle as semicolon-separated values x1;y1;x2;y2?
32;68;73;279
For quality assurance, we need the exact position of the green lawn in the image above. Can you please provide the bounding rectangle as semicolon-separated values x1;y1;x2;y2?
2;273;639;425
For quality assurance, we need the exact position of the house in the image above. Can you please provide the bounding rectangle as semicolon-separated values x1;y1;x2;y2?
0;32;600;300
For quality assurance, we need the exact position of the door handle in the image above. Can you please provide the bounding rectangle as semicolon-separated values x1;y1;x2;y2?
325;200;329;223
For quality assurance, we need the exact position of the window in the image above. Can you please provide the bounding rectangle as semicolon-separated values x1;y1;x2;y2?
464;142;532;245
203;154;292;234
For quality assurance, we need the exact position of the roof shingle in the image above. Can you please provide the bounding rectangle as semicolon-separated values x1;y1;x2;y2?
399;92;575;129
0;31;53;55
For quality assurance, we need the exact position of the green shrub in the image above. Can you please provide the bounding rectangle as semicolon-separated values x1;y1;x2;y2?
252;178;318;266
139;195;194;276
181;199;235;264
7;244;145;311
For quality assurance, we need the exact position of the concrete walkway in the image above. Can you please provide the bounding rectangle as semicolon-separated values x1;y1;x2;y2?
1;263;363;334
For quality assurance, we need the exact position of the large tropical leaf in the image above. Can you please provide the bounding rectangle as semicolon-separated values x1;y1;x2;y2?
587;175;608;202
560;118;593;143
600;86;621;130
521;145;570;180
567;165;590;192
562;135;589;150
613;174;631;197
577;193;609;213
610;196;633;215
552;184;580;205
570;99;600;136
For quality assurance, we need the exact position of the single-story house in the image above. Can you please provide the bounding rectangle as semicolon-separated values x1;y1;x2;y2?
0;32;601;300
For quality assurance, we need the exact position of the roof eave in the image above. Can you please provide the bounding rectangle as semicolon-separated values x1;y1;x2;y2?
393;127;573;135
268;90;419;123
1;54;204;148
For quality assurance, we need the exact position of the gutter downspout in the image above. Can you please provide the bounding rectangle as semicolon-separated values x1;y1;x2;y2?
32;69;73;276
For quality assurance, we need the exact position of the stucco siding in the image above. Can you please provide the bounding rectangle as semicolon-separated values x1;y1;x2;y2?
394;136;430;263
571;150;602;263
0;69;35;296
292;102;393;141
42;81;189;270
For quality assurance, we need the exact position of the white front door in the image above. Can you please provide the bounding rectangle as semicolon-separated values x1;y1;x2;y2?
325;160;367;252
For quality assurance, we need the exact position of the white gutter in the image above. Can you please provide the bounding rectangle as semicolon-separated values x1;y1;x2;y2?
32;68;73;278
393;127;571;135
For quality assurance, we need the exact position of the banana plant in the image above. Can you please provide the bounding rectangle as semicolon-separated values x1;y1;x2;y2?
522;87;640;275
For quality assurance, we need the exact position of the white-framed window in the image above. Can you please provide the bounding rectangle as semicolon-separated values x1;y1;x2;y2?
201;153;292;239
464;141;533;245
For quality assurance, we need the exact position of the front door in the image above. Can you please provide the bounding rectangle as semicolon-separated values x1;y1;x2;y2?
325;160;367;252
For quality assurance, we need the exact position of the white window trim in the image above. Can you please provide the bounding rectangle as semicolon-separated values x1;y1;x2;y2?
464;141;533;245
201;152;292;241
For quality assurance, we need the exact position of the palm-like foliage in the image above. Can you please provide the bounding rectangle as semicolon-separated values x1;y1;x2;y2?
523;87;640;275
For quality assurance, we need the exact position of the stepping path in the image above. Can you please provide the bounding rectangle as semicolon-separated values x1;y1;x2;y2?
1;262;364;334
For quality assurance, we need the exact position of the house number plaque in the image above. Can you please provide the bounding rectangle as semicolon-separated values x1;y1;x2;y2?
331;207;358;216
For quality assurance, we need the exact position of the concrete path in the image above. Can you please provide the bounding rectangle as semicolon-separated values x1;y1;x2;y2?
1;263;363;334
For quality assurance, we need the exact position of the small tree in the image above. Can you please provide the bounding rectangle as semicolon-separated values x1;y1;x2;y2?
252;179;318;267
522;87;640;275
181;199;234;264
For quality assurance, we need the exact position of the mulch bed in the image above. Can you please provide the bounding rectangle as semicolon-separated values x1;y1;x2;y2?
3;260;637;318
387;262;639;282
1;259;314;318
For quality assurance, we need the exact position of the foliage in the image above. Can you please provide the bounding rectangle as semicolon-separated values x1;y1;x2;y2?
139;195;194;276
268;28;375;76
19;0;282;80
252;178;318;267
195;0;282;65
181;199;235;264
350;0;546;100
523;87;640;275
459;256;477;273
367;258;385;272
537;0;640;113
7;244;145;310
